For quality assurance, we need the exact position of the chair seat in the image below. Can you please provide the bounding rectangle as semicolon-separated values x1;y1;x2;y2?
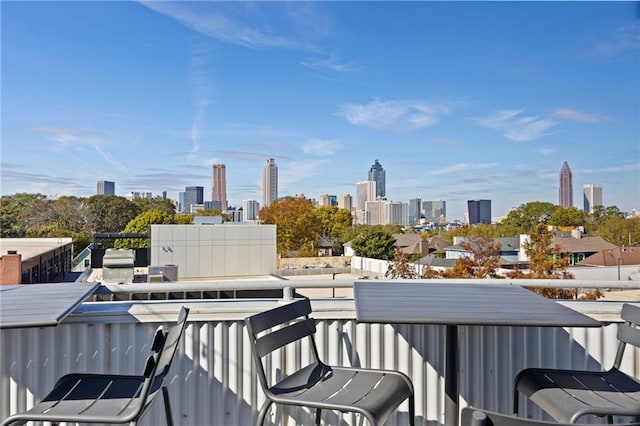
10;373;156;423
269;363;412;424
515;367;640;423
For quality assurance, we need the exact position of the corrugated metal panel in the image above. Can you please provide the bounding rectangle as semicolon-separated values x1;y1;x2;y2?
0;315;631;425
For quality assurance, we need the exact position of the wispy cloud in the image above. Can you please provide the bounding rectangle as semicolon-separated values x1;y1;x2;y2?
582;163;640;174
536;147;556;155
586;22;640;58
430;162;499;175
472;109;557;142
552;108;604;122
27;126;128;172
301;52;360;73
337;99;452;132
140;1;297;50
302;138;343;156
279;159;327;188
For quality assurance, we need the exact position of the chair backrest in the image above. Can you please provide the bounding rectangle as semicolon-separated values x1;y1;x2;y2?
245;299;320;391
615;303;640;368
461;407;640;426
137;306;190;416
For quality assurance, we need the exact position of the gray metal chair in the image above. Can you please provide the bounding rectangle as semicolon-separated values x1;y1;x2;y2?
462;407;640;426
2;306;189;426
514;303;640;424
245;298;415;425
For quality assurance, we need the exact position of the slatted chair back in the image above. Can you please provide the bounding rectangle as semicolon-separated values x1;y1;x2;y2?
245;299;321;391
615;303;640;368
461;407;640;426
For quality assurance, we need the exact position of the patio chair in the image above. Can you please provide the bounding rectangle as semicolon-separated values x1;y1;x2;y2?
514;303;640;424
462;407;640;426
245;298;415;425
2;306;189;426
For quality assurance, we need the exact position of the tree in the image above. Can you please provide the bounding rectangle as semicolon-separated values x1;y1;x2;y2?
436;236;503;278
86;195;141;234
174;213;194;224
313;206;353;254
259;197;322;256
115;209;174;248
596;216;640;247
548;207;588;228
385;248;417;278
496;201;559;235
350;227;396;260
0;193;48;237
131;196;176;216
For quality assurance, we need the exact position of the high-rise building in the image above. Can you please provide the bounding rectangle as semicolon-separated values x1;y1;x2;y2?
212;164;228;211
467;199;491;224
263;158;278;208
409;198;422;224
368;159;386;198
318;194;338;207
97;180;115;195
185;186;204;213
338;194;352;212
243;199;260;221
356;181;376;211
178;192;186;213
559;161;573;208
583;184;603;213
365;200;408;226
422;200;447;223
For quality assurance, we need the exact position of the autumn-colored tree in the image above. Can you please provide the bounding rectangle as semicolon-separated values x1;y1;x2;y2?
385;248;417;278
313;206;353;254
174;213;194;224
259;197;322;256
442;236;503;278
350;227;396;260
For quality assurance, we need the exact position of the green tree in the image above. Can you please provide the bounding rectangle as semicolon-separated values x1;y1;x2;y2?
259;197;322;256
131;196;176;216
115;209;174;248
86;195;141;234
496;201;559;235
548;207;588;228
0;193;48;237
596;216;640;247
174;213;194;224
313;206;353;255
350;227;396;260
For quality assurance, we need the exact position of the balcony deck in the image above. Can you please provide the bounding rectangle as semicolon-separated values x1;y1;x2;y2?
1;279;638;425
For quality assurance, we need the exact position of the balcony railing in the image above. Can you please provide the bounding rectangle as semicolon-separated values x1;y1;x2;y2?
1;280;638;425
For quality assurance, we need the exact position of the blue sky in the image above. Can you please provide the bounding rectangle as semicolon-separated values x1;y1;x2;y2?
2;1;639;221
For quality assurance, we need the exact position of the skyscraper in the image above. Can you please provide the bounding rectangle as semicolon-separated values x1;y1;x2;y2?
368;159;386;198
583;184;603;213
185;186;204;213
559;161;573;208
212;164;228;211
409;198;422;224
338;194;352;212
467;199;491;224
356;181;376;211
242;199;260;221
423;200;447;223
263;158;278;208
97;180;115;195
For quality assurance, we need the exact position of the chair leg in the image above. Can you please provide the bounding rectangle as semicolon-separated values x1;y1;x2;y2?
162;382;174;426
315;408;322;425
513;389;519;416
257;400;272;426
409;392;415;426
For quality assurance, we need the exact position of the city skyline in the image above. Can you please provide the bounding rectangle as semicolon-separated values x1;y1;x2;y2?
2;2;639;220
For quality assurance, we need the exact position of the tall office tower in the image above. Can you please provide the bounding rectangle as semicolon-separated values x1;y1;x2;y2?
184;186;204;213
263;158;278;208
422;200;447;223
559;161;573;208
97;180;115;195
356;181;376;211
388;201;409;226
212;164;228;211
409;198;422;224
368;159;386;198
178;192;186;213
243;199;260;221
365;200;408;226
318;194;338;207
467;199;492;224
583;184;603;213
338;194;353;212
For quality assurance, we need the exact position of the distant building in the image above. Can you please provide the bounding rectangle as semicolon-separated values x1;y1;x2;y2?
318;194;338;207
178;192;186;213
583;184;603;213
243;199;260;221
338;194;352;212
409;198;422;224
263;158;278;208
365;200;408;226
467;199;491;224
212;164;228;211
368;159;386;198
559;161;573;208
97;180;115;195
185;186;204;213
356;181;376;224
423;200;447;223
